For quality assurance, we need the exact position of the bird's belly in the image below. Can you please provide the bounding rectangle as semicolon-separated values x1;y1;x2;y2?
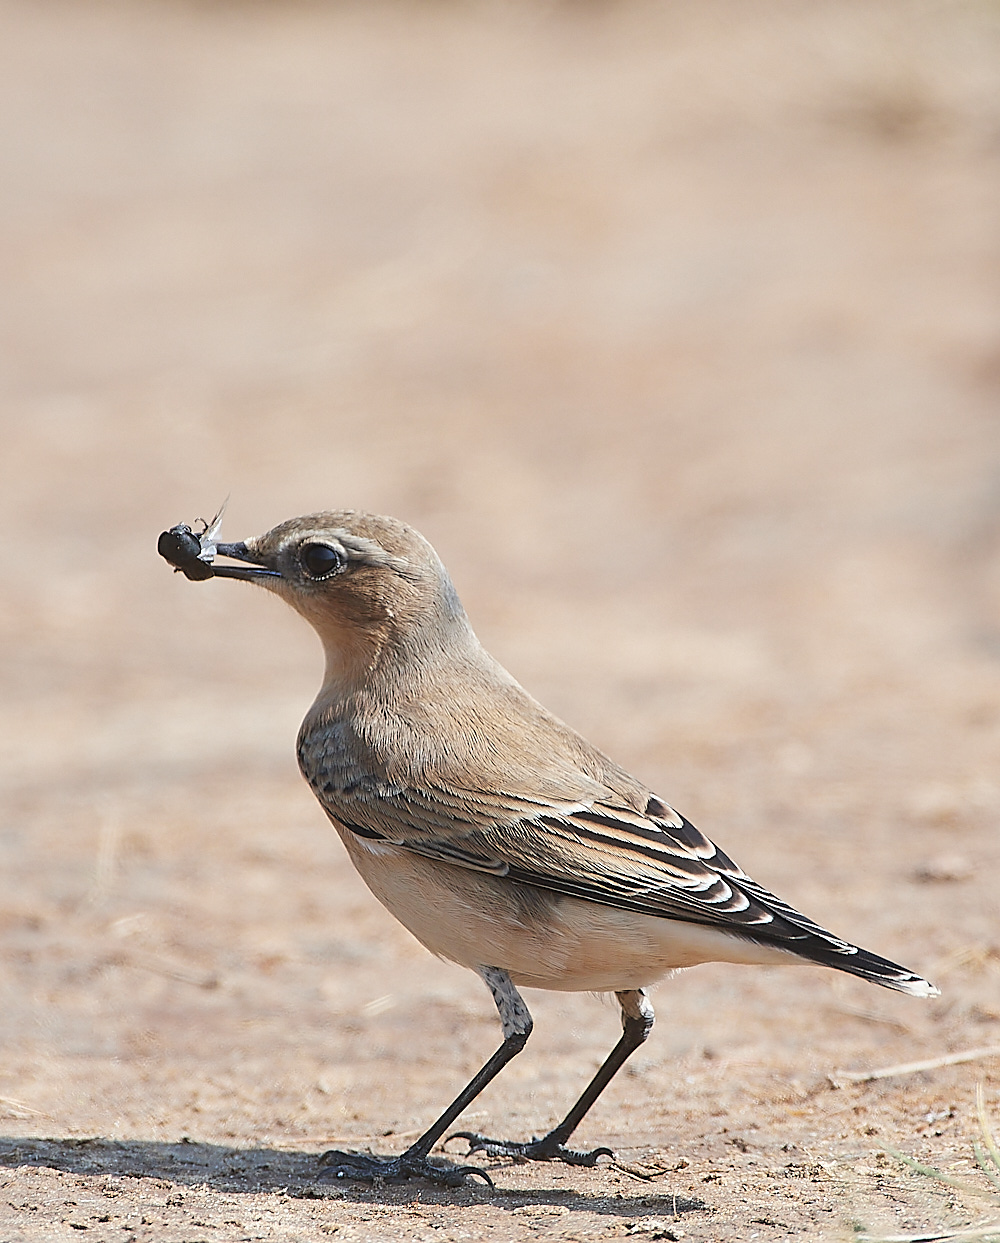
338;830;789;993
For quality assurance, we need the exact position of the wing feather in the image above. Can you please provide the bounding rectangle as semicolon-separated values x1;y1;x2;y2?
308;763;847;949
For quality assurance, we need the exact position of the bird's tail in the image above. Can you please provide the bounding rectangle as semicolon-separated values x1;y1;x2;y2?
792;936;939;997
733;873;939;997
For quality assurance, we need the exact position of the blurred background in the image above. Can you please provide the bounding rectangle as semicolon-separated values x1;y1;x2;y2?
1;0;999;1233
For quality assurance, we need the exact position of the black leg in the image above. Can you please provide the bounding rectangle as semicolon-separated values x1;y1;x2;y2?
319;966;533;1187
449;988;654;1166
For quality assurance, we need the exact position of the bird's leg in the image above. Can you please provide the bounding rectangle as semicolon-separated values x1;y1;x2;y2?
319;966;532;1187
449;988;654;1167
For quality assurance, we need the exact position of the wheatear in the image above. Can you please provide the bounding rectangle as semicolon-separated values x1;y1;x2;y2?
160;510;937;1187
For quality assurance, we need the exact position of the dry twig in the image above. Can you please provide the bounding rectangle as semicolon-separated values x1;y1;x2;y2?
832;1045;1000;1086
857;1225;1000;1242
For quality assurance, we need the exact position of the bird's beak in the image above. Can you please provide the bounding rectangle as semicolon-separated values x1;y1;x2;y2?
211;542;282;581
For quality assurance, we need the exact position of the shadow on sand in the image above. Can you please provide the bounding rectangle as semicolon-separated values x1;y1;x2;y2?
0;1135;709;1217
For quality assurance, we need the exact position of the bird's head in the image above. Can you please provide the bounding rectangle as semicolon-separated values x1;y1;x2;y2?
202;511;474;688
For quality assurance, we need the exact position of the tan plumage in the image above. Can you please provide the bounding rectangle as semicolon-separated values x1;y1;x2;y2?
164;508;937;1187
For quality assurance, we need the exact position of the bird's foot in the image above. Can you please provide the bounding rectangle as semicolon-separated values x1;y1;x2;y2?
318;1147;493;1189
447;1131;614;1167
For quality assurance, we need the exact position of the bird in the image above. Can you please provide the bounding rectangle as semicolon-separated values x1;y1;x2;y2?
159;509;938;1188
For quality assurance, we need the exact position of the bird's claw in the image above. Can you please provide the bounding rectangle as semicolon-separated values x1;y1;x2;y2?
317;1147;493;1189
447;1131;614;1167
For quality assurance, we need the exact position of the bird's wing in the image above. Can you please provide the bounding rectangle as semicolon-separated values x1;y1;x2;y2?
318;773;853;952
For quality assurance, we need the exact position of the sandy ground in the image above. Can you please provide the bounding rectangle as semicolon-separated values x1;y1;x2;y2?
1;0;1000;1239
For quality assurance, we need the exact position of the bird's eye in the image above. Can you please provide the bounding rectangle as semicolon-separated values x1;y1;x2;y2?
300;542;344;580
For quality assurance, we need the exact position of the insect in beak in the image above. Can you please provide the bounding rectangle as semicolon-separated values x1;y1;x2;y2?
157;500;279;582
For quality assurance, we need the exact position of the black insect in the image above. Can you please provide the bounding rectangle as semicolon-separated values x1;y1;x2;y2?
157;523;215;580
